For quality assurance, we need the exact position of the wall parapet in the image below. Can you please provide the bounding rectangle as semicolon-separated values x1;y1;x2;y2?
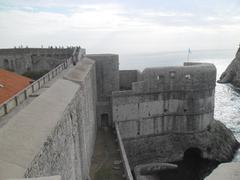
141;62;216;92
115;123;134;180
112;86;215;97
0;47;85;119
0;48;74;55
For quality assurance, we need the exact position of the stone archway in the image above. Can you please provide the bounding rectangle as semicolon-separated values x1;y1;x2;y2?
183;147;202;161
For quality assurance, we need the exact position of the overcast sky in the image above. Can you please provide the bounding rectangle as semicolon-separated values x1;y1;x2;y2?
0;0;240;54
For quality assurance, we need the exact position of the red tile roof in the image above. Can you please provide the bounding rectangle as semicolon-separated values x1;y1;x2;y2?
0;69;32;104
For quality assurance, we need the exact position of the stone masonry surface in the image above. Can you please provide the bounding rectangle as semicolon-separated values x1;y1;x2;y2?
0;56;97;180
0;48;75;74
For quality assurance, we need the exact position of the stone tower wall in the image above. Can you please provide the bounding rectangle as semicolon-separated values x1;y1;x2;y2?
86;54;119;127
112;62;216;139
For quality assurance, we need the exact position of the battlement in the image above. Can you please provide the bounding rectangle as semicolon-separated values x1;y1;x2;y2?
0;47;75;55
141;62;216;92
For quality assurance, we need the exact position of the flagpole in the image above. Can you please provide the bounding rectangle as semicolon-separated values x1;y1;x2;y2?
187;48;191;62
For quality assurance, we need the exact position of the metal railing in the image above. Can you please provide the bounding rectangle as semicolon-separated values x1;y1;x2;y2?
0;47;83;118
115;123;134;180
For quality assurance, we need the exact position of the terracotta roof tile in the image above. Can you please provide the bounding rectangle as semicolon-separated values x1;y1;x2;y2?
0;69;32;104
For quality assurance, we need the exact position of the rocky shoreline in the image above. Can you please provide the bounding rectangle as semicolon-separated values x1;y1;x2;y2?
124;120;239;169
218;47;240;86
129;120;239;180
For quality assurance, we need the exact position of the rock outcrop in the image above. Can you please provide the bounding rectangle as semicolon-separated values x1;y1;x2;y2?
218;48;240;86
123;120;239;168
134;163;177;180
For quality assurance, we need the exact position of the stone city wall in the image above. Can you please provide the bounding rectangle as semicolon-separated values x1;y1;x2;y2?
0;48;73;55
0;47;83;118
0;48;78;74
0;57;97;180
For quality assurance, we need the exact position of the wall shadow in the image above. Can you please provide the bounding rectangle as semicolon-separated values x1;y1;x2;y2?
147;148;219;180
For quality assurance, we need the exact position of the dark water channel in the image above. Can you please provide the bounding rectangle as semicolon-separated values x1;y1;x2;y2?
154;149;219;180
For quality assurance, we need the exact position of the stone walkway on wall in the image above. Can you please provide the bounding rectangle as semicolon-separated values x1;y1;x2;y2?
0;65;73;129
90;128;125;180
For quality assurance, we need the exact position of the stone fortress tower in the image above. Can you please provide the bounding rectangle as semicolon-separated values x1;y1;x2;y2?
86;54;119;127
111;62;237;179
113;62;216;136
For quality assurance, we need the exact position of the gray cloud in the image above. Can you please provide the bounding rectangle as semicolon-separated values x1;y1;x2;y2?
0;1;240;53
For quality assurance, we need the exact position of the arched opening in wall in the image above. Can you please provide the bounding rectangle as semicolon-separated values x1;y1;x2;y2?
101;113;109;128
179;147;218;179
3;59;9;69
155;148;219;180
183;147;202;163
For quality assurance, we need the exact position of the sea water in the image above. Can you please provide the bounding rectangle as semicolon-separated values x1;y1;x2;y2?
120;49;240;162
